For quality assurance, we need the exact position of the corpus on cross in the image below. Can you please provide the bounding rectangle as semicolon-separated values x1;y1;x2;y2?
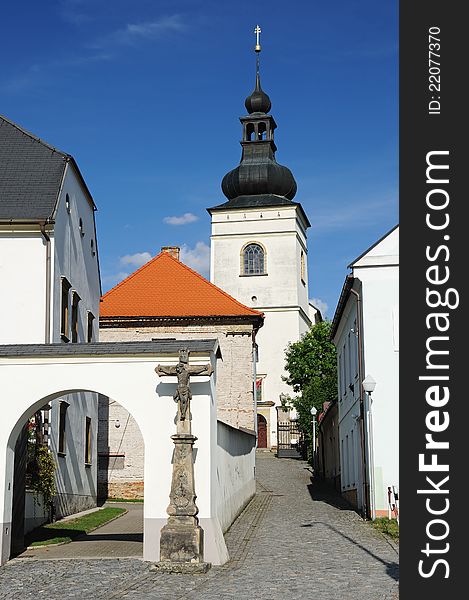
155;348;213;422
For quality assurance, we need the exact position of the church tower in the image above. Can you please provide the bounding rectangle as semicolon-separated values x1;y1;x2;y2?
208;27;313;449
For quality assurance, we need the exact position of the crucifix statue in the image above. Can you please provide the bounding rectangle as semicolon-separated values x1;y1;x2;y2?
153;347;213;572
155;348;213;431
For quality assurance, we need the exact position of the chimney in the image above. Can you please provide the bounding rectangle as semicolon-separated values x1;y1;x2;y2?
161;246;180;260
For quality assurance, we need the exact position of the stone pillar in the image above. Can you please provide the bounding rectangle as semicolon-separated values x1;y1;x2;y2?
153;433;211;573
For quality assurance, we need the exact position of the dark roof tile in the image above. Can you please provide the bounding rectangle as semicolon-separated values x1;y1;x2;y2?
0;114;68;221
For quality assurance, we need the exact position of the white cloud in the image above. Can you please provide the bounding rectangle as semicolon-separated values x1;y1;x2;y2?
311;198;397;233
102;271;130;287
90;15;187;49
180;242;210;277
119;252;152;268
310;297;329;317
163;212;199;226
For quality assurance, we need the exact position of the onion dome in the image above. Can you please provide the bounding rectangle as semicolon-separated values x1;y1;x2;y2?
245;72;271;114
221;150;297;200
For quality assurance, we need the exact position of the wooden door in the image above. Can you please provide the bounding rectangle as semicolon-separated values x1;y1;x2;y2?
257;414;267;448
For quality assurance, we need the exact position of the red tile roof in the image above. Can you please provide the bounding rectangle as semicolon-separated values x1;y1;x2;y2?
100;251;262;319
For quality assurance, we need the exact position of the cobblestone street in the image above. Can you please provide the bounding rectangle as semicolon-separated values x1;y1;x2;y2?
0;453;399;599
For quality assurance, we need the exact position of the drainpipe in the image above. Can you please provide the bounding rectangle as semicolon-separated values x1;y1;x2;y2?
349;287;370;519
39;222;51;343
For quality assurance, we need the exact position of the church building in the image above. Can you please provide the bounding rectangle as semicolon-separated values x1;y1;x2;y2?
208;40;317;448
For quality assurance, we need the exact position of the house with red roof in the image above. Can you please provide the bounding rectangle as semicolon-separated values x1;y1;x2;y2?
98;246;263;499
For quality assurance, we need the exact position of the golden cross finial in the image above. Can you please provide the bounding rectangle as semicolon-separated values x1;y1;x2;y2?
254;24;261;53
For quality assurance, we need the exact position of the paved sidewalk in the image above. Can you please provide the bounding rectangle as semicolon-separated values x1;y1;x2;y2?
0;453;399;599
17;502;143;559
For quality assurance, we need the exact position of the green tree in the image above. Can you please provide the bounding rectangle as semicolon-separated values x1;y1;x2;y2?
283;321;338;454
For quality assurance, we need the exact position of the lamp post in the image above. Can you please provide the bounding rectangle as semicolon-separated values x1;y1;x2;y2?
362;375;376;519
362;375;376;395
310;406;317;470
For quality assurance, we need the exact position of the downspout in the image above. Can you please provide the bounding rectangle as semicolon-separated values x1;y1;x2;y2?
349;287;370;519
39;222;51;344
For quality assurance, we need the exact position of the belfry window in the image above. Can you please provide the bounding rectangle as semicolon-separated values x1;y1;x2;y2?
243;243;265;275
257;122;267;140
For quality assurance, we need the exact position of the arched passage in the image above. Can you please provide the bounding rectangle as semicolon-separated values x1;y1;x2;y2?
0;340;226;566
8;389;145;559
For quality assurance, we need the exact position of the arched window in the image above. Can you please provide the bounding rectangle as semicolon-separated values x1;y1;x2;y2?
243;243;265;275
246;123;255;141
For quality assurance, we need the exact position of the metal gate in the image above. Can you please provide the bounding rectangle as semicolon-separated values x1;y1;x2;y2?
277;419;303;458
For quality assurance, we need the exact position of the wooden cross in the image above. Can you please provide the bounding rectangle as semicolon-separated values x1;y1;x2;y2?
155;348;213;429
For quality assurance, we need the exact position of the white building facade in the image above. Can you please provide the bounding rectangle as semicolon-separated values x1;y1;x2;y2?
332;225;399;517
0;115;101;543
208;69;314;448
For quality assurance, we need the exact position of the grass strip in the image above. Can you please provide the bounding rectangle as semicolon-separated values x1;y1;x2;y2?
26;506;126;547
372;517;399;541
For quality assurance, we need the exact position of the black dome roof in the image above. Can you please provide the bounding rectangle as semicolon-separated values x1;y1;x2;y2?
222;156;297;200
245;72;271;114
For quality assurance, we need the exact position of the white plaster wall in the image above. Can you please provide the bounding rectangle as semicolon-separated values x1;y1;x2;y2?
51;164;100;342
211;206;307;309
0;230;47;343
0;352;227;565
49;391;98;517
359;265;399;514
48;164;101;516
216;421;255;534
335;228;399;516
335;294;363;509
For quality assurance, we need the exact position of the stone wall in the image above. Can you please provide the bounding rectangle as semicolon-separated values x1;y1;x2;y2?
97;395;145;500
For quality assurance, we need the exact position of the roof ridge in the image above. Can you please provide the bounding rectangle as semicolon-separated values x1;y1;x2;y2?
160;251;263;316
0;114;69;158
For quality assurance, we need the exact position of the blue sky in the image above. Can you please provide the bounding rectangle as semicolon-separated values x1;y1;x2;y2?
1;0;398;317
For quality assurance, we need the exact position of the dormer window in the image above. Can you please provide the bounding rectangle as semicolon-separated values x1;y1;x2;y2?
242;243;266;276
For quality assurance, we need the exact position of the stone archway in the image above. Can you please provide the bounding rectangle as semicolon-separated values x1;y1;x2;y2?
257;414;267;448
0;340;227;566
